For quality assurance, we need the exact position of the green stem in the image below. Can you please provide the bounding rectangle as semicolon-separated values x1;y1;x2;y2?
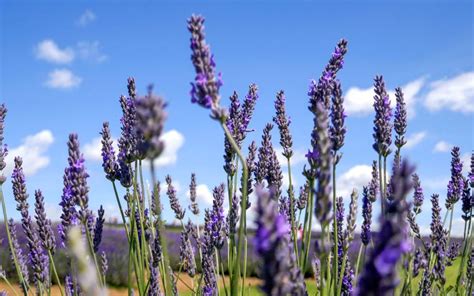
1;275;20;296
332;162;338;296
0;188;29;294
48;250;64;296
221;122;248;296
286;157;299;264
378;155;384;216
241;236;248;296
301;178;315;273
111;181;130;241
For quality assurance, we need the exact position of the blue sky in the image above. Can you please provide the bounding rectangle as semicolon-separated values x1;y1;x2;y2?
0;1;472;235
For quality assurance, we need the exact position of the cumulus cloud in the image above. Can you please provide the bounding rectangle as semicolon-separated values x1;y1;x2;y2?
77;41;107;63
76;10;96;27
433;141;452;153
5;130;54;177
336;164;372;199
424;72;474;113
404;131;427;149
275;148;307;167
345;77;425;117
45;69;82;89
186;184;213;205
153;130;185;168
35;40;74;64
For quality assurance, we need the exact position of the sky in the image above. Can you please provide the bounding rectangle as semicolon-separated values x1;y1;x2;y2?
0;1;472;236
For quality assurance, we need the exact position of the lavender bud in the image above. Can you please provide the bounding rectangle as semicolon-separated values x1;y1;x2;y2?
100;251;108;277
368;160;379;203
344;189;358;247
100;122;118;181
461;177;472;221
223;91;240;176
255;124;273;184
135;88;167;160
151;181;162;218
239;84;258;141
329;79;347;161
226;193;239;236
93;205;105;253
412;173;424;214
430;193;447;284
297;183;309;210
188;173;199;215
314;102;332;226
152;228;162;267
148;265;162;296
206;184;225;249
8;219;29;287
446;146;464;210
361;186;372;246
420;270;432;296
372;75;392;157
0;104;7;184
268;146;283;199
386;150;401;201
179;228;196;277
241;141;257;209
165;175;185;220
394;87;407;149
446;242;460;266
187;14;225;120
201;216;217;295
34;190;56;253
273;90;293;159
469;151;474;187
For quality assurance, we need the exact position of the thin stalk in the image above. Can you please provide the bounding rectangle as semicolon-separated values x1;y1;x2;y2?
221;122;248;296
286;157;299;263
332;162;338;296
47;250;63;296
82;216;104;286
0;188;29;294
455;208;472;293
354;244;366;282
383;156;387;204
378;155;384;216
111;181;130;241
218;251;228;296
302;179;315;273
240;236;248;296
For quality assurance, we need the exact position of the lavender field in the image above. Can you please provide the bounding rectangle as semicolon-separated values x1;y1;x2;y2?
1;2;473;296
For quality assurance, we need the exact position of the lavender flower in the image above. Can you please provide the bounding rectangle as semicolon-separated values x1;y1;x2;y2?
386;150;401;201
59;168;78;247
446;242;460;266
239;84;259;141
100;251;108;277
8;219;29;287
361;186;372;246
461;177;472;221
206;184;225;249
254;185;306;295
100;122;118;181
412;249;424;277
356;160;414;296
93;205;105;253
273;90;293;159
314;102;332;226
407;211;422;242
152;228;162;267
329;79;347;162
224;92;240;175
34;190;56;253
372;75;392;157
166;175;185;220
201;216;217;295
368;160;378;203
241;141;257;209
308;39;348;111
148;265;162;296
297;183;309;210
118;94;138;163
268;146;283;199
420;270;432;296
0;104;7;184
66;134;90;223
446;146;464;210
430;193;447;284
187;14;224;119
345;189;358;246
412;173;424;214
226;193;239;236
469;151;474;187
179;228;196;277
394;87;407;149
188;173;199;215
135;87;167;159
255;124;273;184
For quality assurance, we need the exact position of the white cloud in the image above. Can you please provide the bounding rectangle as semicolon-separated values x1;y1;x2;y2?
345;77;425;117
423;176;449;192
76;10;96;27
153;130;185;168
45;69;82;89
433;141;452;153
336;164;372;199
5;130;54;177
77;41;107;63
462;152;471;175
424;72;474;113
404;131;427;149
35;40;74;64
275;148;307;167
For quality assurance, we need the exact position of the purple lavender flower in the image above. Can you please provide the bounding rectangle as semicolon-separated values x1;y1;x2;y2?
241;141;257;209
166;175;185;220
12;157;48;287
135;87;167;160
100;122;118;181
356;160;414;296
0;104;7;184
446;242;460;266
118;94;138;163
255;124;273;184
412;249;424;277
469;151;474;187
446;146;464;210
148;265;162;296
308;39;348;111
8;219;29;287
368;160;378;203
430;193;447;284
297;183;309;210
372;75;392;157
188;173;199;215
187;14;224;119
206;184;225;249
66;134;90;223
268;146;283;199
58;168;78;247
254;185;306;295
329;79;347;162
179;227;196;277
314;102;332;226
394;87;407;149
386;150;401;201
223;91;240;175
412;173;424;214
226;193;239;236
273;90;293;159
34;190;56;253
361;186;372;246
461;177;472;221
239;84;259;140
152;228;162;267
201;215;217;295
93;205;105;252
420;270;432;296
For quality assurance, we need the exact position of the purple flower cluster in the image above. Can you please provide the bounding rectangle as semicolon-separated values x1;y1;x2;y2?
372;75;392;157
446;146;464;210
